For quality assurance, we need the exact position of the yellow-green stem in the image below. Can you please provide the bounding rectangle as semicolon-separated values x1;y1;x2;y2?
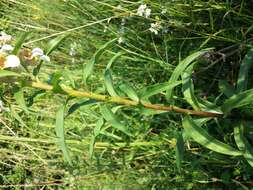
26;81;223;117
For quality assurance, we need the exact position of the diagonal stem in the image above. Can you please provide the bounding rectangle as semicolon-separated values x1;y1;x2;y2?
25;81;223;118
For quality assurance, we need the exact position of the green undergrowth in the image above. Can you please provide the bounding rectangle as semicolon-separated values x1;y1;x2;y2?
0;0;253;189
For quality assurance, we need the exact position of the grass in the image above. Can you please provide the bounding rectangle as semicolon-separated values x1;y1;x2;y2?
0;0;253;189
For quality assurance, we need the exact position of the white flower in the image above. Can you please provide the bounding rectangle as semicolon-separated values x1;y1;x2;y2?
31;47;50;62
0;32;12;44
0;100;10;112
3;55;20;68
149;22;162;35
137;4;151;18
118;37;124;44
144;8;151;18
0;44;14;53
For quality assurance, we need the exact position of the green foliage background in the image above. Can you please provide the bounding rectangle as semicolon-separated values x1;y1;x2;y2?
0;0;253;189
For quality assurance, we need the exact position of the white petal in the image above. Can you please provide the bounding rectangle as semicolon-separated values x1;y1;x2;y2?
145;8;151;18
4;55;20;68
0;100;10;112
31;47;44;57
40;55;50;62
0;44;14;53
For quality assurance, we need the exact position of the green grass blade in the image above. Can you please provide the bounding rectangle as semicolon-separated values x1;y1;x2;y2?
83;38;117;84
56;105;72;165
166;48;212;100
219;80;235;98
12;32;30;55
0;70;21;78
236;47;253;93
89;118;104;160
45;34;68;55
222;88;253;114
139;81;181;100
119;82;139;102
182;65;200;110
100;105;131;136
104;69;118;97
176;132;184;173
183;116;242;156
234;123;253;167
14;89;29;114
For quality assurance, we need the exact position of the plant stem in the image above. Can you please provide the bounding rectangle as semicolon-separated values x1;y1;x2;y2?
25;81;223;117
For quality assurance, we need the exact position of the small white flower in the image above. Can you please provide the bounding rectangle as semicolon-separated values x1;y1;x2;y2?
3;55;21;68
40;55;50;62
118;37;124;44
137;4;147;16
144;8;151;18
31;47;50;62
0;100;10;112
0;32;12;44
149;22;162;35
0;44;14;53
137;4;152;18
31;47;44;57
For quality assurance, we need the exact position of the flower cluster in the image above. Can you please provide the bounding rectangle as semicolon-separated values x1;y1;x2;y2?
0;31;50;70
149;22;162;35
137;4;151;18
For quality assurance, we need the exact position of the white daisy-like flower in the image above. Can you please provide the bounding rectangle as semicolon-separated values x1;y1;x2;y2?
0;100;10;112
3;55;21;68
0;44;14;53
31;47;50;62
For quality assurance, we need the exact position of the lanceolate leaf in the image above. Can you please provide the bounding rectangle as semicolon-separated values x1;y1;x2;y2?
166;48;212;100
100;105;131;136
83;38;117;84
234;123;253;167
104;69;118;97
236;47;253;93
219;80;235;98
222;88;253;114
14;89;29;114
46;34;68;55
182;65;200;110
183;116;242;156
119;82;139;102
0;70;20;78
12;32;30;55
56;105;72;165
139;81;181;100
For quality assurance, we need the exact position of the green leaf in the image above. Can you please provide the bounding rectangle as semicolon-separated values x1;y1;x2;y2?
49;72;66;94
0;70;21;78
219;80;235;98
45;34;68;55
83;38;117;84
104;69;118;97
67;99;98;116
236;47;253;93
119;82;139;102
176;132;184;172
89;118;104;160
100;105;131;136
222;88;253;114
12;32;30;55
56;105;72;165
182;65;200;110
14;89;29;114
10;106;27;127
166;48;212;100
234;123;253;167
183;116;242;156
139;81;181;100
